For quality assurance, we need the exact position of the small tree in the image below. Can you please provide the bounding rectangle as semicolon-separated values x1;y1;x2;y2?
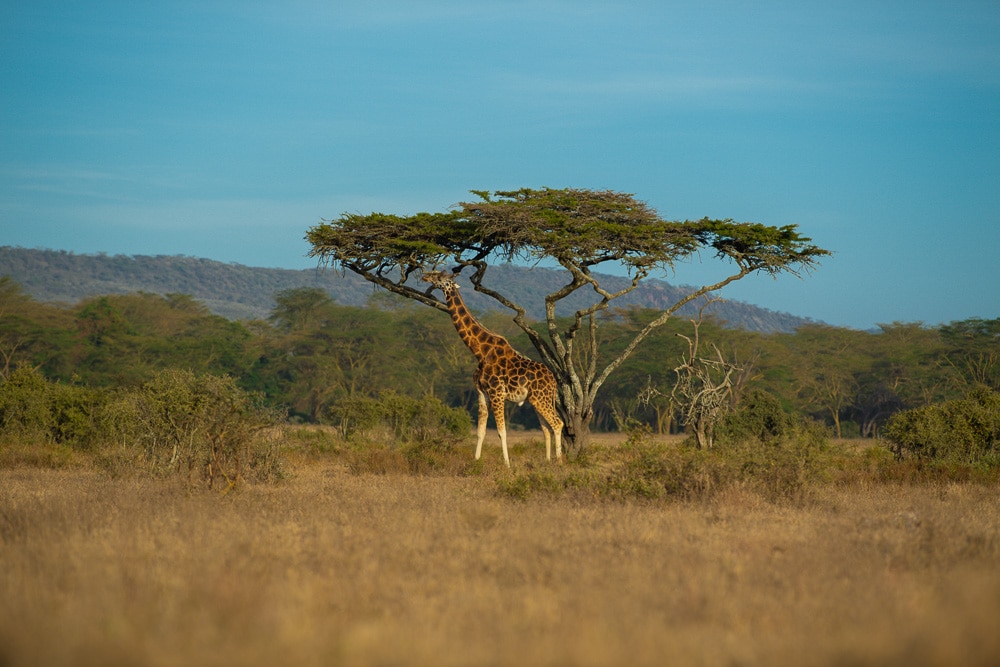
306;188;827;450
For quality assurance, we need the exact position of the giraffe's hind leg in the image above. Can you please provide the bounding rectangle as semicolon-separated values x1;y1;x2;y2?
534;407;554;460
531;397;564;461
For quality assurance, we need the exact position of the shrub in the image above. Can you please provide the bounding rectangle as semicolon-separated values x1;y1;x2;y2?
0;366;99;448
376;392;471;443
495;469;575;501
717;390;798;445
49;380;101;448
576;392;831;504
326;396;384;440
599;440;718;501
98;369;283;487
326;392;471;446
883;386;1000;467
714;390;829;501
323;393;473;475
0;366;53;440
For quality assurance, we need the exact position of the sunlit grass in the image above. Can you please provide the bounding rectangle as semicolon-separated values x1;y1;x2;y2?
1;430;999;666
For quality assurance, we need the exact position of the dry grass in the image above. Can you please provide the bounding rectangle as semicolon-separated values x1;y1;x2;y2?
2;436;1000;667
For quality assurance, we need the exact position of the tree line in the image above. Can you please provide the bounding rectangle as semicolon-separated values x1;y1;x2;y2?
2;276;997;440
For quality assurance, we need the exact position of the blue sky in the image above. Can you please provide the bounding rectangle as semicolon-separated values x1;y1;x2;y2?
2;1;998;330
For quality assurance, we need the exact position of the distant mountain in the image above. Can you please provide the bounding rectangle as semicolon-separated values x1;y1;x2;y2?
0;246;816;333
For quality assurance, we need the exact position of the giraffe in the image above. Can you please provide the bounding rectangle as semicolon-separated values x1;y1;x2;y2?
421;270;563;466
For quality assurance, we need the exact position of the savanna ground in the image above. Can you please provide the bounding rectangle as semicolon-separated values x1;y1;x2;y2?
2;431;999;667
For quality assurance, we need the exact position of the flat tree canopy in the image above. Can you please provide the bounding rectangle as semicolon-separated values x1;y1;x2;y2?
306;188;828;447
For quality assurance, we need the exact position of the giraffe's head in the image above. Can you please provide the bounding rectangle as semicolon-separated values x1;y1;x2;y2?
421;270;459;293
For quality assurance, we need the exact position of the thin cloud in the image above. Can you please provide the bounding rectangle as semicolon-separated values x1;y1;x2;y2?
0;165;210;202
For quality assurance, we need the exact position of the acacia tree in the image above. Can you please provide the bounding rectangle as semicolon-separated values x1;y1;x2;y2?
306;188;828;449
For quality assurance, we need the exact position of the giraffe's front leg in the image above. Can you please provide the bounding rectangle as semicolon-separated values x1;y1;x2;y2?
475;389;488;460
491;394;510;467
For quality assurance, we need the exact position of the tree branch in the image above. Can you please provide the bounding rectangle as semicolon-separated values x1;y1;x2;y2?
593;267;752;391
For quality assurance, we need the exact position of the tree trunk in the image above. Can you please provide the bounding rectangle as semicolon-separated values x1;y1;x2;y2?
558;385;594;456
694;418;712;449
654;405;674;435
564;410;592;454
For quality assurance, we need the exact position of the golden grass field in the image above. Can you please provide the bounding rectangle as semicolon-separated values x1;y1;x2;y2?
1;433;999;667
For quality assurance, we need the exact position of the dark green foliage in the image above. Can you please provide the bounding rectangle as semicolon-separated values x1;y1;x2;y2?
0;366;98;447
0;366;52;439
269;287;336;331
71;292;254;387
48;380;101;447
308;189;827;279
939;317;1000;344
460;189;692;272
717;390;802;445
883;387;1000;467
76;296;132;346
0;276;78;379
319;393;474;476
714;390;830;500
305;396;474;477
249;300;474;423
494;468;587;501
598;434;719;501
326;395;383;439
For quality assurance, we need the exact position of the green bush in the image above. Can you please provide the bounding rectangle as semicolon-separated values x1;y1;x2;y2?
0;366;99;448
0;366;53;440
883;386;1000;467
98;369;283;487
326;396;384;440
49;380;101;447
717;390;800;445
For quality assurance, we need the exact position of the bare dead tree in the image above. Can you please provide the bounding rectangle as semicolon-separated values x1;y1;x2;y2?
641;299;749;448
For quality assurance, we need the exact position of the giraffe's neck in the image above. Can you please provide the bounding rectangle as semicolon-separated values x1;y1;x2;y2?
443;287;506;360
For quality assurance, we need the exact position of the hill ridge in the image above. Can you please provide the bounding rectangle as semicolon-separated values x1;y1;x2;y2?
0;246;815;333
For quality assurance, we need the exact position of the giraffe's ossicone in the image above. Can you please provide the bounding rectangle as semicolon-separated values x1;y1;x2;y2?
421;270;563;466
